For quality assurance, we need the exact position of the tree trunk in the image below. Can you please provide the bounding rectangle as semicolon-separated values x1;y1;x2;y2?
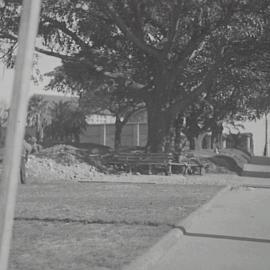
74;133;80;143
185;133;205;151
211;123;223;149
35;114;44;143
146;67;183;153
193;133;205;151
187;135;196;150
146;102;172;153
211;131;217;149
114;116;124;151
174;114;184;153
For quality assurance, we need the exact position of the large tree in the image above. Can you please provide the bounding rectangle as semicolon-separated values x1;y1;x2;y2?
1;0;270;152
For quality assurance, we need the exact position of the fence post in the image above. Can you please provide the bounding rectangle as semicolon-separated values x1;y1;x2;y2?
0;1;41;269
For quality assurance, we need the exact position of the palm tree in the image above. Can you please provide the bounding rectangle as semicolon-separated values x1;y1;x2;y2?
66;109;87;143
47;100;71;141
47;100;87;143
27;96;49;143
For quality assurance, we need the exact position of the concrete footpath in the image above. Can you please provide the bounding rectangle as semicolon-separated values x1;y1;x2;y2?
124;183;270;270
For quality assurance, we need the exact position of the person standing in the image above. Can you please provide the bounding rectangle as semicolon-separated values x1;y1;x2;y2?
20;139;32;184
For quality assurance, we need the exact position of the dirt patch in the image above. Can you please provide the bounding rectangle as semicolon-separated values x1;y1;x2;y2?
27;145;106;182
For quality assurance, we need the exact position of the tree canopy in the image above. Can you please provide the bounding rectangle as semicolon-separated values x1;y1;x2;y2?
1;0;270;151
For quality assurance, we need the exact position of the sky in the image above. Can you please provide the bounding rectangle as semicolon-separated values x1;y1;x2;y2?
0;54;61;104
0;53;267;155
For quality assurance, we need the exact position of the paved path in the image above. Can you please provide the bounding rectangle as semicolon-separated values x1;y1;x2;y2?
124;183;270;270
80;173;270;186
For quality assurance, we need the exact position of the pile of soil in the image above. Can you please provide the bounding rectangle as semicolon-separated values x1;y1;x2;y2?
27;145;105;181
181;148;251;175
206;148;250;174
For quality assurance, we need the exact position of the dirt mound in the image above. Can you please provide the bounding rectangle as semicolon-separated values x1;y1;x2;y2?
27;145;105;182
205;148;251;175
35;144;88;165
182;148;251;175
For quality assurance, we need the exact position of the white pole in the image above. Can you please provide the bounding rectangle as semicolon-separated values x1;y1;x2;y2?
103;121;107;146
0;1;41;269
265;113;268;157
136;122;140;146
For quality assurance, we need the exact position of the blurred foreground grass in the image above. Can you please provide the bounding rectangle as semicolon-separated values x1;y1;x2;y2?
10;182;221;270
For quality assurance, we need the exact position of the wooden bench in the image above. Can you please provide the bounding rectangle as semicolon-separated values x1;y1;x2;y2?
107;152;144;173
108;152;187;175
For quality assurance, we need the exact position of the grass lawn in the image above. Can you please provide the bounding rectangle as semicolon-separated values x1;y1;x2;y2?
9;182;221;270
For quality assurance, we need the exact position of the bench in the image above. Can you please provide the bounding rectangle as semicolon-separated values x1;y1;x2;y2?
107;152;144;173
108;152;188;175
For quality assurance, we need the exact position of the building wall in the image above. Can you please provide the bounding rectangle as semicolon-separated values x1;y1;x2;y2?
80;123;148;148
241;117;267;156
86;114;116;124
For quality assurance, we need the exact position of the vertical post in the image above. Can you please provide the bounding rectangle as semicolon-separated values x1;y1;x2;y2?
0;1;41;270
265;113;268;157
103;121;107;146
136;122;140;146
246;136;250;153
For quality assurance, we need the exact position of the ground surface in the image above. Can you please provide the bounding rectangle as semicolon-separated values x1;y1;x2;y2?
3;144;251;269
9;181;221;270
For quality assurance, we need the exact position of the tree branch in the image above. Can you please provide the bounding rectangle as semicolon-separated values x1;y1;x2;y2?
0;32;17;41
35;47;73;60
163;1;182;55
97;0;161;59
173;4;236;71
170;60;220;117
36;47;148;96
41;16;90;50
122;105;144;125
129;0;144;40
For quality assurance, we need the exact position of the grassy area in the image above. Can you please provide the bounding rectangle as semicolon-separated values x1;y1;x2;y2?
9;182;221;270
